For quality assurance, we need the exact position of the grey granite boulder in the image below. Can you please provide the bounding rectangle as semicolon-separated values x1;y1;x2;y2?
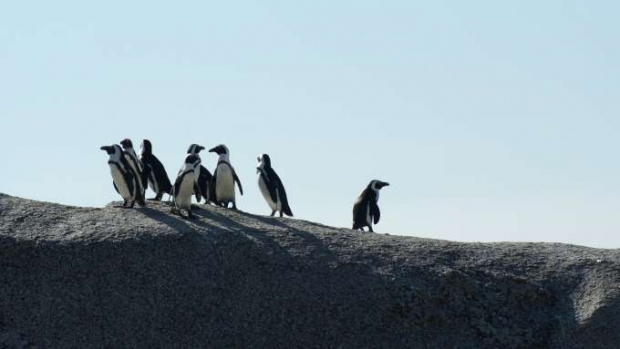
0;193;619;348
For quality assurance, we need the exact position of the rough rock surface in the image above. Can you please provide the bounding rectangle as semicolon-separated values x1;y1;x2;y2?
0;193;619;349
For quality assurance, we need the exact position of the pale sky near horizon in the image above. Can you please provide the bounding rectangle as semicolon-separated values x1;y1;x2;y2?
1;1;619;248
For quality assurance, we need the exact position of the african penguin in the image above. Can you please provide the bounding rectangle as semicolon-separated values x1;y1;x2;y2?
257;154;293;217
120;138;147;206
172;153;201;218
352;180;390;232
100;144;138;208
209;144;243;209
140;139;172;201
187;144;213;204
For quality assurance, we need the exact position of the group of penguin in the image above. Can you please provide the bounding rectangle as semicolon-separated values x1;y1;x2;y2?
100;139;390;233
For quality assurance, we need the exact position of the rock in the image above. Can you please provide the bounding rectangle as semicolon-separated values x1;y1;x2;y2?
0;193;619;348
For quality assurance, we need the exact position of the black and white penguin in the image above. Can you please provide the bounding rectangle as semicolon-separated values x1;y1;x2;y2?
100;144;137;208
120;138;147;206
209;144;243;209
140;139;172;201
172;154;202;218
186;144;213;204
256;154;293;217
352;180;390;232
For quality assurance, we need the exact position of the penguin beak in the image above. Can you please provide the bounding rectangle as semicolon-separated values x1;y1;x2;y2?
197;146;205;152
379;182;390;189
209;147;219;154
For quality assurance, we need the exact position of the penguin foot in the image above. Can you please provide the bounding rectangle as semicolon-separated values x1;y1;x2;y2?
270;211;276;217
279;212;283;218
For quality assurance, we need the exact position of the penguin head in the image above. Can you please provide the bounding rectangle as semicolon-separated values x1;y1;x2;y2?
141;139;152;155
257;154;271;171
209;144;229;156
370;180;390;191
100;145;115;155
101;144;123;160
185;154;201;168
120;138;133;150
187;144;205;154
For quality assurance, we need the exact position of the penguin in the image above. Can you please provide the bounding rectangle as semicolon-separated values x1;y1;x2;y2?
209;144;243;209
352;180;390;232
256;154;293;217
187;144;213;204
100;144;137;208
140;139;172;201
120;138;147;206
172;154;202;218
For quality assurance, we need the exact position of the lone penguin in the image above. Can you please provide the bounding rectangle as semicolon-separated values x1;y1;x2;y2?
187;144;213;204
256;154;293;217
100;144;138;208
172;154;202;218
140;139;172;201
120;138;147;206
352;180;390;232
209;144;243;209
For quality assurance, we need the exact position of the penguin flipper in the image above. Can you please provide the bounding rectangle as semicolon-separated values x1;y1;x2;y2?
262;173;279;205
142;164;151;191
270;169;292;217
210;168;218;204
194;182;202;202
126;172;136;200
198;168;212;203
233;169;243;195
113;181;120;194
371;202;381;224
173;171;185;205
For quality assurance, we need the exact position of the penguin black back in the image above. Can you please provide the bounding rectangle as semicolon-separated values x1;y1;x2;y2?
140;139;172;200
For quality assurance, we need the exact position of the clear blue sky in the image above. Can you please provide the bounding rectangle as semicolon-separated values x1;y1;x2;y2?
2;1;619;248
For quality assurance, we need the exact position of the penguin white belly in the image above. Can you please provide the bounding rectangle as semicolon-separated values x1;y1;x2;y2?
258;175;279;211
176;173;195;209
216;165;235;202
110;166;133;201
